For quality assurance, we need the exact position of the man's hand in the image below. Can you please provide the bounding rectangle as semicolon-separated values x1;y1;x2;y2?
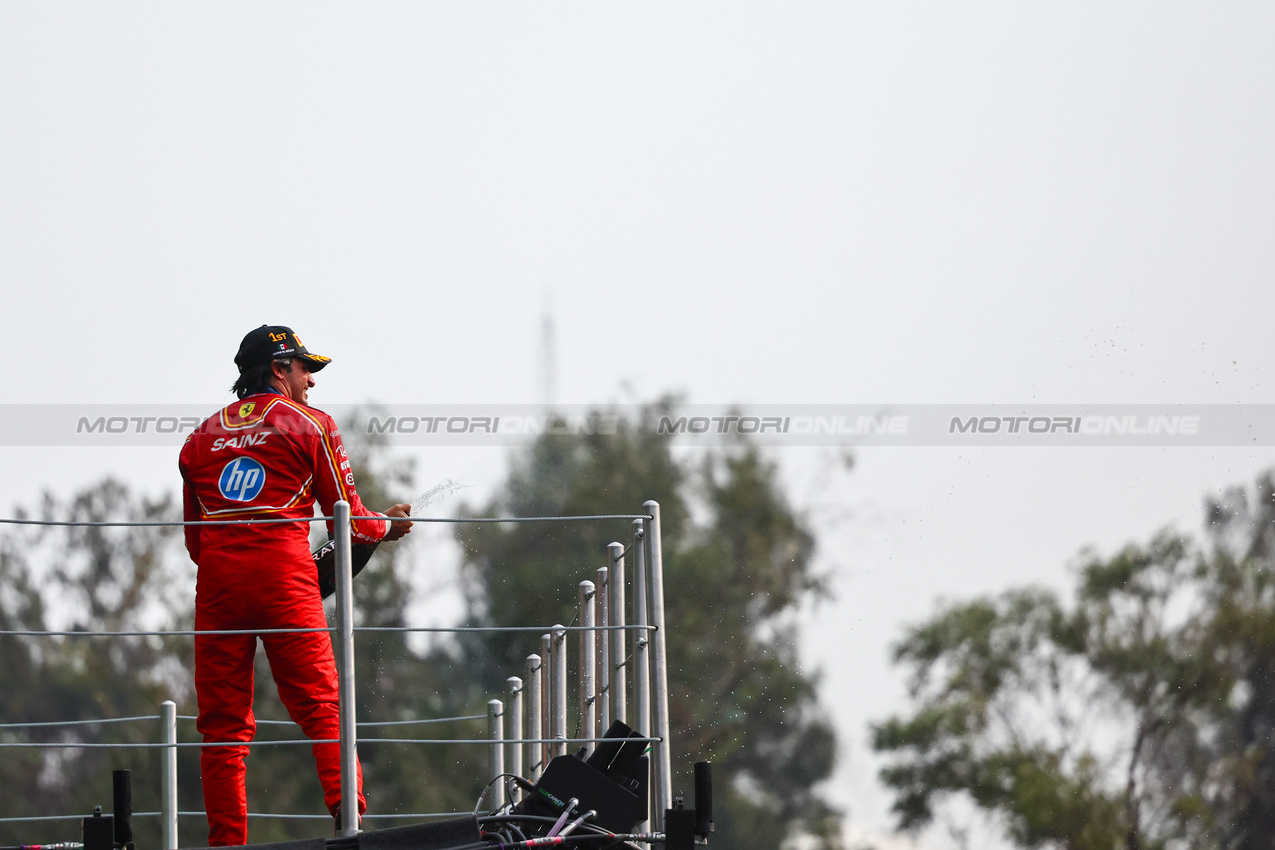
383;503;413;542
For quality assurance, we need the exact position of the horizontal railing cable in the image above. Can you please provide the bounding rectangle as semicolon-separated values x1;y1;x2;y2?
0;517;318;528
355;624;653;634
0;735;658;750
172;714;486;727
0;627;333;637
355;715;485;726
0;740;337;749
0;624;653;637
386;515;652;523
355;813;476;820
0;811;478;824
338;735;659;745
0;715;159;729
0;514;651;528
176;715;293;725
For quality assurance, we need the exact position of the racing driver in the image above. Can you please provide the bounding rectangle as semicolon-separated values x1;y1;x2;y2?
178;325;412;845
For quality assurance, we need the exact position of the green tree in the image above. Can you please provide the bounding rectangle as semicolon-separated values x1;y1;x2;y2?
872;472;1275;850
0;480;199;850
447;401;844;849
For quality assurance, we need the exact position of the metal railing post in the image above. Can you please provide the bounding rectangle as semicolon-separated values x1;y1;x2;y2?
541;633;554;769
633;518;651;741
507;677;524;797
578;582;597;752
527;655;543;781
552;624;568;758
333;500;360;837
595;565;610;734
488;699;505;810
607;542;627;726
632;518;651;830
161;700;178;850
643;500;672;829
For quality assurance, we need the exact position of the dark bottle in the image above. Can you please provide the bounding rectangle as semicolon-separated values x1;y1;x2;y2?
311;538;379;599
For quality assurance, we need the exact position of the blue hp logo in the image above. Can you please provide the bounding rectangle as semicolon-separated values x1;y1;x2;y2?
218;457;266;502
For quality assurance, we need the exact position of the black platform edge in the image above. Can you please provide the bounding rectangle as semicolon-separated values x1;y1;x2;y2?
178;816;480;850
356;817;481;850
181;837;326;850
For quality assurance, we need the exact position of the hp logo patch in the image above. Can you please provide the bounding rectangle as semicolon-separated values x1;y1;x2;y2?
218;457;266;502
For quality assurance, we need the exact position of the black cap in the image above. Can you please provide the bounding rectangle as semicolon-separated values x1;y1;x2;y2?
234;325;331;373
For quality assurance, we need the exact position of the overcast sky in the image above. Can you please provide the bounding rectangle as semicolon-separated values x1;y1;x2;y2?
3;3;1273;847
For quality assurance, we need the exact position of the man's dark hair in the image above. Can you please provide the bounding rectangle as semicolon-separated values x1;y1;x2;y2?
232;357;293;399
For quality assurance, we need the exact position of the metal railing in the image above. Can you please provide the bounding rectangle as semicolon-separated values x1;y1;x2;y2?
0;500;673;846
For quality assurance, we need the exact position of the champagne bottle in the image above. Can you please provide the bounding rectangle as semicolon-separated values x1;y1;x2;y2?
311;538;379;599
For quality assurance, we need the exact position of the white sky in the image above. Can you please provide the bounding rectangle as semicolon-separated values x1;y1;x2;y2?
2;4;1273;847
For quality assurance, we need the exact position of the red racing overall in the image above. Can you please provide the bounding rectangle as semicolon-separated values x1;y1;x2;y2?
179;392;387;846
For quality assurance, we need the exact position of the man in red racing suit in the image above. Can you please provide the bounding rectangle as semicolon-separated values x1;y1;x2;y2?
179;325;411;846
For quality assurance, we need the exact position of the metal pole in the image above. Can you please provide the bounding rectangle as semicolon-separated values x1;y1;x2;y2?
552;624;568;758
160;700;177;850
632;519;651;742
644;500;673;829
595;565;610;735
578;582;597;753
607;542;627;726
526;655;543;781
334;500;360;837
488;699;505;811
507;677;524;797
541;633;553;771
632;518;651;831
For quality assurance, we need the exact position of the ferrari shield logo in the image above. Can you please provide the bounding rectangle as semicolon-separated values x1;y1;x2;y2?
238;402;256;418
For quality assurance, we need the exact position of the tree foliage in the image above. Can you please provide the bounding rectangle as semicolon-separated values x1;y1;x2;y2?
0;480;196;850
873;472;1275;850
447;402;843;849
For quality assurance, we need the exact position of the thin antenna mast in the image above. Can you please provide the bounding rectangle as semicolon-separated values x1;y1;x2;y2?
540;291;557;410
